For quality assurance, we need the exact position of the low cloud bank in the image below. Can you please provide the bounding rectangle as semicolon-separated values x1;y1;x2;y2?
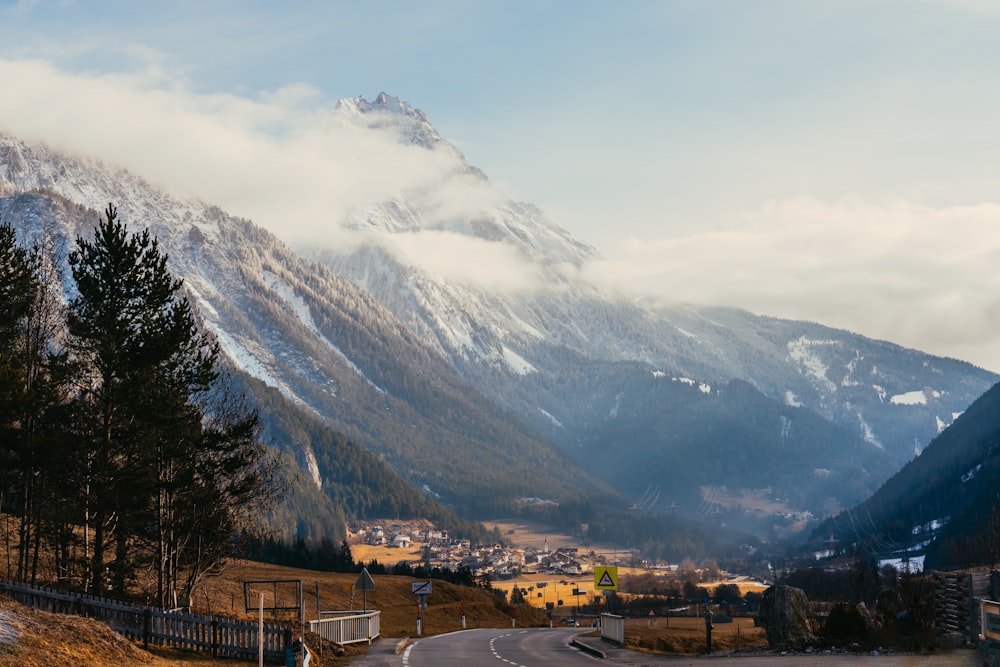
1;58;998;371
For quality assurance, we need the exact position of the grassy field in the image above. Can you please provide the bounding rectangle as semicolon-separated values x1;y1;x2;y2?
615;615;767;654
0;516;770;665
0;558;548;667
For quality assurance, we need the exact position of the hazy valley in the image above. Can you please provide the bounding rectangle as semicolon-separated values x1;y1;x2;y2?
1;95;997;566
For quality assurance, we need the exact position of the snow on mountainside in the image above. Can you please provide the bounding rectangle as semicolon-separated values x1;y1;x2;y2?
1;92;997;529
814;380;1000;570
0;133;605;519
296;94;998;520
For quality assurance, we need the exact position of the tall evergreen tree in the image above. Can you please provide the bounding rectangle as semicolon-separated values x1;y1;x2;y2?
67;203;275;601
0;221;36;579
0;221;34;430
0;220;70;584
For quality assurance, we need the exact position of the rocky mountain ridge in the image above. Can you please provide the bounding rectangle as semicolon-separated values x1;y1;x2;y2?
1;101;995;535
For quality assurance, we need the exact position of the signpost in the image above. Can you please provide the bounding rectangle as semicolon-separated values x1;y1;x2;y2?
412;581;431;636
355;568;376;613
980;599;1000;646
594;566;618;591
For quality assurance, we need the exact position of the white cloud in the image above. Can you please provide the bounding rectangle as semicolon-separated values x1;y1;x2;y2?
386;231;545;292
1;56;999;372
588;197;1000;371
0;57;547;292
0;58;461;248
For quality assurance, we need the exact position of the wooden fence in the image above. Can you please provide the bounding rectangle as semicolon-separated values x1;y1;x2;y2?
932;570;991;645
0;579;291;663
310;609;381;645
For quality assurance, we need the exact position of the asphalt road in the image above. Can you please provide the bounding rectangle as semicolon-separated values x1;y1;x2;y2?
348;629;982;667
401;628;599;667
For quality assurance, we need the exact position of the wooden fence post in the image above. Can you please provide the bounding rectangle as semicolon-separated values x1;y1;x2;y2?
143;608;152;648
211;618;219;658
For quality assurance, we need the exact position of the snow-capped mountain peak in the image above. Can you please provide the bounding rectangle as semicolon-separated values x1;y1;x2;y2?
1;106;997;539
334;92;442;150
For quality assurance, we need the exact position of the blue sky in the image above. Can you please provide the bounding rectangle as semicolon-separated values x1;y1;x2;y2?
2;0;1000;371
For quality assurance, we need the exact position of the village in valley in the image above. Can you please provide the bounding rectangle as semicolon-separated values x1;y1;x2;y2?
351;518;597;578
348;517;766;615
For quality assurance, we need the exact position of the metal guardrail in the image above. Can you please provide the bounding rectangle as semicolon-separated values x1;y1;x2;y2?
309;610;381;645
978;598;1000;665
600;612;624;646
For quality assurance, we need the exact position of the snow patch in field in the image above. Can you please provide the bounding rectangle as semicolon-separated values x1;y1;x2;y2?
890;390;927;405
208;323;289;396
879;555;924;573
962;464;982;483
913;519;947;535
184;279;220;320
0;608;20;644
263;270;385;393
610;392;623;418
539;408;563;429
673;377;711;394
857;412;883;449
784;391;802;407
501;346;536;375
787;336;838;394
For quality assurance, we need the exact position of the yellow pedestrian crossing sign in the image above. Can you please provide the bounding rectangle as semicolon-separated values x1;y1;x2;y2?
594;566;618;591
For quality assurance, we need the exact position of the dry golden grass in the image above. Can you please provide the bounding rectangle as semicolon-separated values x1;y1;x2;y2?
0;558;550;666
485;518;628;560
493;574;767;612
492;575;592;612
0;597;261;667
349;543;425;567
613;615;767;655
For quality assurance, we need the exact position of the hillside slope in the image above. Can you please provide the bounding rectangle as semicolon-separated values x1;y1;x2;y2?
0;185;613;526
1;108;996;534
814;380;1000;568
304;95;998;519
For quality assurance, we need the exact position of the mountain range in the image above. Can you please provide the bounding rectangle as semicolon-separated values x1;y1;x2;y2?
1;93;996;546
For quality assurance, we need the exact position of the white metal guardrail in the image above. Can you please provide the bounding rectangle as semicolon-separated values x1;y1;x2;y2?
309;610;381;645
600;613;624;646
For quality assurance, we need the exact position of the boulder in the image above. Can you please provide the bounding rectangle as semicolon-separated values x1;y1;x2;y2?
758;585;816;650
822;602;873;647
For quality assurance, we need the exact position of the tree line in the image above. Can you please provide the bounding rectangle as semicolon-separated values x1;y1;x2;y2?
0;204;279;607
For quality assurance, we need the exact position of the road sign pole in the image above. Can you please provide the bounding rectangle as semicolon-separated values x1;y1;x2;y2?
355;568;376;613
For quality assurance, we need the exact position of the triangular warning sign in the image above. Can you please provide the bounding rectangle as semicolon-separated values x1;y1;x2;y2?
598;570;615;588
355;567;376;592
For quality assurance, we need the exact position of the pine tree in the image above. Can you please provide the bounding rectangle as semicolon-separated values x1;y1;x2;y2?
0;221;34;429
0;220;71;584
0;221;36;579
67;203;278;603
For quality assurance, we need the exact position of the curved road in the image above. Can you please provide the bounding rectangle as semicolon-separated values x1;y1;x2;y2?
401;628;597;667
349;628;980;667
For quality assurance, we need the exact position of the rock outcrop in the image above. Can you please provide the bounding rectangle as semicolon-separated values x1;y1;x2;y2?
758;585;816;650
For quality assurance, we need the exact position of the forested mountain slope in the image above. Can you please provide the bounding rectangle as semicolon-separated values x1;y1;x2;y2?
0;185;614;529
814;380;1000;568
2;109;996;539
